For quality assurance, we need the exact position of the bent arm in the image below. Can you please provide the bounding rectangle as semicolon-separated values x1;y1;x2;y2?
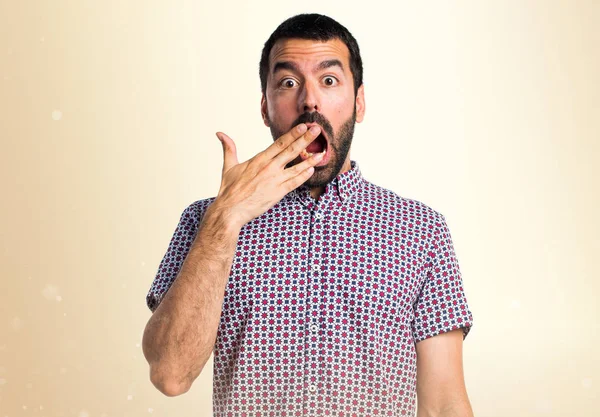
142;202;241;396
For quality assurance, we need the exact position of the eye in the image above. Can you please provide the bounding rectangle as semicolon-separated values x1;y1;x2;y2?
280;78;297;89
323;76;339;86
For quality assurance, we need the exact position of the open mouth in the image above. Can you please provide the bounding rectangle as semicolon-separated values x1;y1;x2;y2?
300;124;329;159
300;133;327;158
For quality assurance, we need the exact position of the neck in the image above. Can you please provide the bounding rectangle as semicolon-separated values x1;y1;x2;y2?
309;186;326;201
309;157;352;201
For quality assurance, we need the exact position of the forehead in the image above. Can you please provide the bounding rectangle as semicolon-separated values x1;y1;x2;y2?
269;38;350;73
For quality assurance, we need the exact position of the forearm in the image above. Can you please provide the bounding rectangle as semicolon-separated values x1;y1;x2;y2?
142;202;241;396
417;398;474;417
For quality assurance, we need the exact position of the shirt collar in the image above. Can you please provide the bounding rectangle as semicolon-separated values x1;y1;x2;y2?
292;160;365;207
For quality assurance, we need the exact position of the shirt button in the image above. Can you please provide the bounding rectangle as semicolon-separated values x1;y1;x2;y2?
315;213;322;219
310;324;318;333
312;264;319;272
309;384;317;393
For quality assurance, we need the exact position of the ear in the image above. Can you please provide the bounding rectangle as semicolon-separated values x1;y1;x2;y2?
261;94;270;127
355;84;366;123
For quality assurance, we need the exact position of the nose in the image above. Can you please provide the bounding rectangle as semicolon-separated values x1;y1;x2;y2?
299;79;320;113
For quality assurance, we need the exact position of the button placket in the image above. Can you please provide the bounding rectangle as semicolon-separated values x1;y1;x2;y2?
305;207;323;403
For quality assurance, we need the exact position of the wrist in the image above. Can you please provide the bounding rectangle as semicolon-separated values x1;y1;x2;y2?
204;200;243;234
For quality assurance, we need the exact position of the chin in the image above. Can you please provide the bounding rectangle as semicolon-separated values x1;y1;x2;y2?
303;166;337;188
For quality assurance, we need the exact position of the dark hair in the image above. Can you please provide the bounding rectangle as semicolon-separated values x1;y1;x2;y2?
259;13;363;98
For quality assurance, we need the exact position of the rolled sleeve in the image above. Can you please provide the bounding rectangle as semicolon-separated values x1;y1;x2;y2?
411;213;474;343
145;199;213;313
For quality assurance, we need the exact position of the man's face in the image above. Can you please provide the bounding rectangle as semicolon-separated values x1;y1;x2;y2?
261;38;365;188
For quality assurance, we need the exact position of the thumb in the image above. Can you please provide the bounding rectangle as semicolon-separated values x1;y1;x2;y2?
216;132;238;174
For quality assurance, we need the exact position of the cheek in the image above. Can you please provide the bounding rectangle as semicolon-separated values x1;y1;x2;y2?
328;94;353;117
269;102;297;127
269;95;295;113
330;107;348;132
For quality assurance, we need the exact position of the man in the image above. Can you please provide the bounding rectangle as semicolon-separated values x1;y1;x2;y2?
142;13;475;417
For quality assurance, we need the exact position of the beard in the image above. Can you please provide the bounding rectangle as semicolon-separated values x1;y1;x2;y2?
266;102;357;188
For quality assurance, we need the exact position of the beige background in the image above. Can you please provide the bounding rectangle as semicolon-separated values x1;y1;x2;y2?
1;0;598;416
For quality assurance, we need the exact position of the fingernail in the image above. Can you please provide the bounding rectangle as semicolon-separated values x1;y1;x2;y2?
297;123;307;133
310;126;320;135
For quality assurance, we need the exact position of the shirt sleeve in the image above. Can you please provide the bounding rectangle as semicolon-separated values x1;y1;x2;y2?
411;213;474;343
145;199;212;313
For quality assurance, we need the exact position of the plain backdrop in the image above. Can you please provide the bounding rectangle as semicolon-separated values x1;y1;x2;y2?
0;1;598;416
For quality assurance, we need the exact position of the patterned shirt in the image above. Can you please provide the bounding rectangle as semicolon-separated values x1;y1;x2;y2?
146;160;474;417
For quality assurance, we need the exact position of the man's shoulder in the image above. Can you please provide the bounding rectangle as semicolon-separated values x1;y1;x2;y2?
360;179;444;221
182;196;218;220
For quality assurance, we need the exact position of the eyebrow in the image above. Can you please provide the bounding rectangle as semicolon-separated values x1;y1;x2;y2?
272;59;345;77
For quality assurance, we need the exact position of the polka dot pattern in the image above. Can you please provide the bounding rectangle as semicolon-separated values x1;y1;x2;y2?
146;160;474;416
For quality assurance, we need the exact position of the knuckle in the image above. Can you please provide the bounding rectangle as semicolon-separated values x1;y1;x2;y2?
262;161;278;176
289;140;305;155
248;156;261;169
285;180;296;193
293;163;303;174
275;138;287;150
244;163;258;179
